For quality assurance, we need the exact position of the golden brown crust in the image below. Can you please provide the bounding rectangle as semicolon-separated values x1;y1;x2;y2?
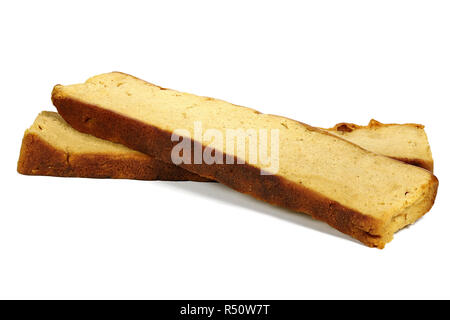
17;131;211;181
51;91;440;248
328;119;425;132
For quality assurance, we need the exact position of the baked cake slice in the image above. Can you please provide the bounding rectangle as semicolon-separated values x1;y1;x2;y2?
52;72;439;248
17;111;210;181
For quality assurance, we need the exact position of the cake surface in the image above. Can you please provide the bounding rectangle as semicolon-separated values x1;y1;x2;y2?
17;111;210;181
326;120;433;172
52;72;439;248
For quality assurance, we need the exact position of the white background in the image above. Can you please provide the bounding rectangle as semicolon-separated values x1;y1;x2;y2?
1;0;449;299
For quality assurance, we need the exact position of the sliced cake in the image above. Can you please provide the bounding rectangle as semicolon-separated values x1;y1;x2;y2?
51;72;439;248
17;111;210;181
